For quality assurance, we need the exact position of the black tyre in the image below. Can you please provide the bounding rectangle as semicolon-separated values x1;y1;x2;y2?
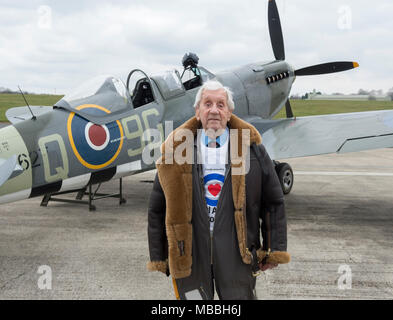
275;162;294;195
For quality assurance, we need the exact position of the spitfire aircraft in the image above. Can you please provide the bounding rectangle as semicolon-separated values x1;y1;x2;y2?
1;0;393;209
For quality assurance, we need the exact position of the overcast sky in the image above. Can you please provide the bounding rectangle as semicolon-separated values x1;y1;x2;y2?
0;0;392;95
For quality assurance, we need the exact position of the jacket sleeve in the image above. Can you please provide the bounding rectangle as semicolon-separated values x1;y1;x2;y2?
257;144;290;264
147;173;169;275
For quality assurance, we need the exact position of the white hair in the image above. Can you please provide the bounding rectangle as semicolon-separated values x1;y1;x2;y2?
193;80;235;111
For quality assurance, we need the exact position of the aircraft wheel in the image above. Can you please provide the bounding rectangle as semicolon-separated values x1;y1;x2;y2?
275;162;294;195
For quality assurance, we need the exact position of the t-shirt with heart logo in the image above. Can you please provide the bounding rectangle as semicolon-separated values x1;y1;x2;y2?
199;128;229;234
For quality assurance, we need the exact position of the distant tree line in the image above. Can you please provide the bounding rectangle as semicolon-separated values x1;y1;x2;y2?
380;88;393;101
291;87;393;101
358;88;393;101
0;87;32;94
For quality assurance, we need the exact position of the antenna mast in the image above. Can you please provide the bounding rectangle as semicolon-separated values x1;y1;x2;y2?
18;86;36;120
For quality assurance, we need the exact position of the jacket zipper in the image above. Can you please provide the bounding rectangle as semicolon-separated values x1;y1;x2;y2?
210;235;213;265
199;286;208;300
265;210;271;258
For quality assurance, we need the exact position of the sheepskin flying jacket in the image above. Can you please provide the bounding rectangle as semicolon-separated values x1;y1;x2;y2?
147;114;290;279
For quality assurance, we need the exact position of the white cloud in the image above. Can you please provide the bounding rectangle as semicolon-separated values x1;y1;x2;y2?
0;0;392;96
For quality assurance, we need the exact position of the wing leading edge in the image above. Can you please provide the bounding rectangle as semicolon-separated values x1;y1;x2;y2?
244;110;393;160
6;106;53;124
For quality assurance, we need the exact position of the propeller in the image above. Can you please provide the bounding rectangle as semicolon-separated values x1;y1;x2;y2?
295;62;359;76
267;1;359;118
285;99;293;118
268;0;285;60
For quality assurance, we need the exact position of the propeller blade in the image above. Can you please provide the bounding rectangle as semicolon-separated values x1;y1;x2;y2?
295;61;359;76
268;0;285;60
285;99;294;118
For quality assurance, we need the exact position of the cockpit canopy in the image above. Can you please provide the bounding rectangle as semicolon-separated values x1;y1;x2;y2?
54;63;215;125
151;70;184;100
55;75;134;125
62;75;130;107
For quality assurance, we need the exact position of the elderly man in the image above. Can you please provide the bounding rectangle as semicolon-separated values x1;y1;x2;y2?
147;80;289;300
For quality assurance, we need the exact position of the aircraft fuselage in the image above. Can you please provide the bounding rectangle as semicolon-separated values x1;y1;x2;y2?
0;60;294;204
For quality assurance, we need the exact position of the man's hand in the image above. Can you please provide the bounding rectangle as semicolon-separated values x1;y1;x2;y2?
259;262;278;272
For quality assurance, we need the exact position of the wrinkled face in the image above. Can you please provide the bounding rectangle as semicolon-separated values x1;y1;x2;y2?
195;88;232;132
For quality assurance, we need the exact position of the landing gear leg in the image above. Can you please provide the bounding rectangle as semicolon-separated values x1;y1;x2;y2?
274;161;294;195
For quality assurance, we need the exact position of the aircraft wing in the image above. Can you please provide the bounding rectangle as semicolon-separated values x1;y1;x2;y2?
244;109;393;160
6;106;53;124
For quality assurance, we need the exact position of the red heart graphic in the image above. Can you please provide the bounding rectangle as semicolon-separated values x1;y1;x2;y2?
208;184;221;197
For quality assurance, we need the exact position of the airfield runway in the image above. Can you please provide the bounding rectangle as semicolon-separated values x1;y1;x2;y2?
0;146;392;300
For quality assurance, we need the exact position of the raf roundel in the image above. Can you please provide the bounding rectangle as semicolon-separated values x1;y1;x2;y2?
67;104;124;169
84;122;110;151
204;173;225;207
